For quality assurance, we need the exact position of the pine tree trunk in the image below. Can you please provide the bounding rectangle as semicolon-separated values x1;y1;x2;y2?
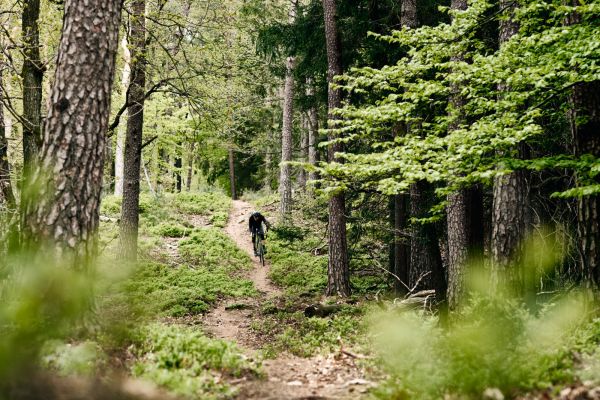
279;0;297;219
409;181;444;299
393;194;409;293
21;0;122;263
120;0;146;262
491;1;529;289
0;68;15;208
400;0;418;28
186;142;195;191
229;148;237;200
445;0;481;309
323;0;350;297
307;79;319;183
21;0;43;177
569;80;600;285
297;113;308;190
175;144;182;192
279;53;294;220
114;35;131;196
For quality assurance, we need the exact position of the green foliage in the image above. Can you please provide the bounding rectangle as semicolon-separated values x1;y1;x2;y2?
126;260;256;318
172;192;231;226
253;306;365;358
131;323;261;399
41;341;105;377
267;228;328;294
372;294;588;399
178;228;251;272
0;249;95;388
317;0;600;201
150;221;193;238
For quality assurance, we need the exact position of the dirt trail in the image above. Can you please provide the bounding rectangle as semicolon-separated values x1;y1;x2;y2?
201;200;371;400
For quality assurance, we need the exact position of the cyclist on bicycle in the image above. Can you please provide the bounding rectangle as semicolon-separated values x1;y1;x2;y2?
249;211;271;256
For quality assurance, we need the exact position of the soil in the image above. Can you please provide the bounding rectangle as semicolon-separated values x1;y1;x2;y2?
201;200;373;399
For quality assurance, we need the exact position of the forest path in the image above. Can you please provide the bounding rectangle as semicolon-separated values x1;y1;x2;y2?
201;199;371;400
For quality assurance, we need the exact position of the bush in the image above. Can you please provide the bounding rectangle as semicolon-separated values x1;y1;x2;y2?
172;192;231;216
255;309;365;357
178;228;251;274
131;323;260;399
372;295;587;399
126;261;256;317
266;229;327;294
150;221;193;238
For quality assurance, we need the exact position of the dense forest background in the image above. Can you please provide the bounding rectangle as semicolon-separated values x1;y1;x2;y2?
1;0;600;398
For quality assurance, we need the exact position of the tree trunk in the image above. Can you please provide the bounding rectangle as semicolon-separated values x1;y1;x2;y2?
445;0;482;309
186;142;195;191
570;82;600;285
229;147;237;200
393;194;409;293
279;0;297;221
297;113;308;190
120;0;146;262
447;187;484;307
307;79;319;183
21;0;122;263
322;0;350;297
0;68;15;209
114;35;131;196
400;0;418;28
491;0;529;290
21;0;43;178
409;181;445;301
174;141;182;192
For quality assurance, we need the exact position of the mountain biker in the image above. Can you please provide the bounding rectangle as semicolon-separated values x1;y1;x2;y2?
249;211;271;256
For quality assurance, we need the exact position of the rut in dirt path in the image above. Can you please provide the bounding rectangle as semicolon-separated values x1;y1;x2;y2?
202;199;372;400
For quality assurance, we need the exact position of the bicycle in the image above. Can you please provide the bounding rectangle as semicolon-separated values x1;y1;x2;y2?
253;229;266;266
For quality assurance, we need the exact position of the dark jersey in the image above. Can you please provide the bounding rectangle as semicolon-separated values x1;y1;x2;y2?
249;213;269;233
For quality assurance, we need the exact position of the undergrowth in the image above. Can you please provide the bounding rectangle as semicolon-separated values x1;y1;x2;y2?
131;323;260;399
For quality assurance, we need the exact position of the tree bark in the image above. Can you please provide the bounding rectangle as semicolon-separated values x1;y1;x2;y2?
120;0;146;262
175;151;182;192
229;147;237;200
21;0;43;178
447;187;484;307
307;79;319;183
400;0;418;28
21;0;122;263
186;142;195;191
322;0;350;297
297;113;308;190
445;0;486;309
409;181;445;302
491;0;529;290
279;0;297;221
0;68;15;209
114;35;131;196
393;194;409;293
570;82;600;285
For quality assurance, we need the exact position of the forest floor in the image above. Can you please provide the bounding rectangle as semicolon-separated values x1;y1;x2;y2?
199;200;373;400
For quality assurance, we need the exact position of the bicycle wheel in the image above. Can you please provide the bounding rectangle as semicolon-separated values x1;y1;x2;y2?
258;240;265;266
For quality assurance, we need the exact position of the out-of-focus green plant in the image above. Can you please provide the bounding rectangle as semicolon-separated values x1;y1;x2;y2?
0;249;94;388
371;230;590;399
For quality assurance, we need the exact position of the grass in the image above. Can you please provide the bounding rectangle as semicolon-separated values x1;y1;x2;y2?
131;323;261;399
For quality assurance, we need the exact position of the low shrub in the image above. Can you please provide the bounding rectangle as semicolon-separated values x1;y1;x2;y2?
131;323;260;399
172;192;231;216
371;295;587;399
178;228;251;274
126;261;256;317
150;221;193;238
